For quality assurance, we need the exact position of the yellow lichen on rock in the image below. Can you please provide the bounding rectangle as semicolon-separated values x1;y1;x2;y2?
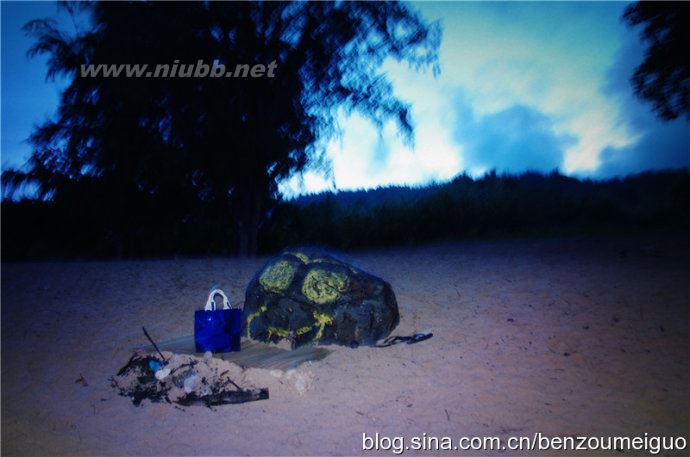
301;268;348;304
310;257;341;267
286;251;310;264
267;327;292;339
245;305;267;338
295;325;312;336
285;250;340;267
267;325;313;340
259;260;295;292
312;311;334;340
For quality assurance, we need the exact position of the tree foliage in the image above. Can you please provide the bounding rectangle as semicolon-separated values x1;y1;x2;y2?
624;2;690;121
4;1;440;255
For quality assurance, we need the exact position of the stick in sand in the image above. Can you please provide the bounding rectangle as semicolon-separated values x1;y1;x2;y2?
142;326;168;363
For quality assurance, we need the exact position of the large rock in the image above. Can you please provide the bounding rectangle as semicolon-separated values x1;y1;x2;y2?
242;247;399;347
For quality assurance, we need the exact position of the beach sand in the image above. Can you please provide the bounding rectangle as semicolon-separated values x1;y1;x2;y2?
2;236;689;455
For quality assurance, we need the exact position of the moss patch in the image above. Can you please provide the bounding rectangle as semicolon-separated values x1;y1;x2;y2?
259;260;295;293
302;268;348;304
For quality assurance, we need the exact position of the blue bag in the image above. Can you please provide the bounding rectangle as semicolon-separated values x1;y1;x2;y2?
194;289;241;353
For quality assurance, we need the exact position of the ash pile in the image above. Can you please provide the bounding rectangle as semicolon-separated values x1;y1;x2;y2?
111;351;268;407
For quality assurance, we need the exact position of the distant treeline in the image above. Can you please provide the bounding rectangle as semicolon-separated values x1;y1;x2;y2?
3;170;689;259
261;170;690;252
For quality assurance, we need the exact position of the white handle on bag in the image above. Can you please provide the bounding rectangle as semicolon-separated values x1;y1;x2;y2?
205;288;231;311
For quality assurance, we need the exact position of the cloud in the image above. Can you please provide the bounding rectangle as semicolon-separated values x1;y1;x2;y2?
279;2;688;197
279;107;462;196
413;2;635;174
596;123;690;177
453;98;577;174
594;26;690;177
328;109;462;190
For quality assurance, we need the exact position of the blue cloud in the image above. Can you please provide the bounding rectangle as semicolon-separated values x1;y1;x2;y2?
454;99;577;174
595;27;690;177
597;122;689;177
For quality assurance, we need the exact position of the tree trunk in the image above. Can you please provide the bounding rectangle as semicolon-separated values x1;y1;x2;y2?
234;180;263;257
237;223;250;257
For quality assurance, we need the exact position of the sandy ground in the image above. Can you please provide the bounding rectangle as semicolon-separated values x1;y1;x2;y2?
2;236;689;456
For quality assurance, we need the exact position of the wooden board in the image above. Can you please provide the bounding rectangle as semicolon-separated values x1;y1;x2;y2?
138;335;331;370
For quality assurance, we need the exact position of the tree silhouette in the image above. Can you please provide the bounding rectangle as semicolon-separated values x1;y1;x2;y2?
624;2;690;121
5;1;440;255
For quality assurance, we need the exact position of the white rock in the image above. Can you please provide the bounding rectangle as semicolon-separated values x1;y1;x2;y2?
155;367;171;380
183;374;201;393
204;351;213;359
